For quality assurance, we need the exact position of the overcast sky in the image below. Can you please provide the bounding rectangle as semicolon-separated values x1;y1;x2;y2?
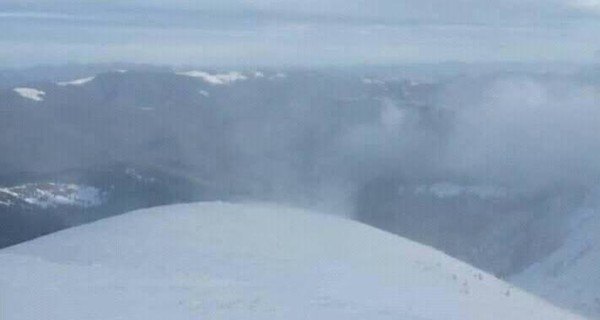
1;0;600;67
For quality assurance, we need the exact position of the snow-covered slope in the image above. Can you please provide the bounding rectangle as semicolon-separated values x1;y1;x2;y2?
513;208;600;319
0;183;103;209
0;202;580;320
56;76;95;86
176;71;248;85
13;87;45;101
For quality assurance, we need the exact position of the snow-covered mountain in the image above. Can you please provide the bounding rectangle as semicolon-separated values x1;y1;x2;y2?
0;163;213;249
513;208;600;319
12;87;45;101
1;67;599;319
0;183;103;209
0;69;398;246
0;202;582;320
355;178;579;277
56;76;96;86
0;182;105;248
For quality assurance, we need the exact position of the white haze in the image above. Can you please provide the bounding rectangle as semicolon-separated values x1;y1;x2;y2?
440;76;600;190
332;75;600;197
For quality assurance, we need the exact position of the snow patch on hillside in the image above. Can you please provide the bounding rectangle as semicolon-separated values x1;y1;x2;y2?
176;71;248;85
13;87;45;101
363;78;385;85
57;76;95;86
0;183;103;209
403;182;510;200
270;72;287;80
125;168;156;183
0;202;581;320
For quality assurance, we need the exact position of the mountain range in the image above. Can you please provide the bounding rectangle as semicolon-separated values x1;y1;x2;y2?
1;66;599;318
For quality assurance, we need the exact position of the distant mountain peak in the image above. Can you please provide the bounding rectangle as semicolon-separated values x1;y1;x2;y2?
175;70;248;85
56;76;95;86
13;87;45;101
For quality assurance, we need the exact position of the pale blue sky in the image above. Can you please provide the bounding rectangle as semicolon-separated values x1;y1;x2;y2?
1;0;599;66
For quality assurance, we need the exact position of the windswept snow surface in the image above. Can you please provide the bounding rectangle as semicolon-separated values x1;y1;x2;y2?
57;76;95;86
514;208;600;319
0;202;582;320
13;87;45;101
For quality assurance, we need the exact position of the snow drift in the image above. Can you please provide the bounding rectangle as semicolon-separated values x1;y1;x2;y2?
0;202;581;320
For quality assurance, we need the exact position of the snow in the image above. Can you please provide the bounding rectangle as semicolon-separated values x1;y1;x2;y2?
0;202;580;320
176;71;248;85
13;87;45;101
363;78;385;85
0;188;20;198
56;76;95;86
0;183;103;209
270;72;287;80
513;207;600;319
412;182;509;200
125;168;156;183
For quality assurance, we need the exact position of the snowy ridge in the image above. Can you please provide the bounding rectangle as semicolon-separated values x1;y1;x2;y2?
0;202;581;320
0;183;103;209
13;87;45;101
176;71;248;85
175;70;282;84
514;207;600;319
57;76;95;86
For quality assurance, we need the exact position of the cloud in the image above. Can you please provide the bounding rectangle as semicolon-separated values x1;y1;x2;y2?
0;12;77;19
570;0;600;13
439;76;600;189
1;0;598;66
0;0;581;26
